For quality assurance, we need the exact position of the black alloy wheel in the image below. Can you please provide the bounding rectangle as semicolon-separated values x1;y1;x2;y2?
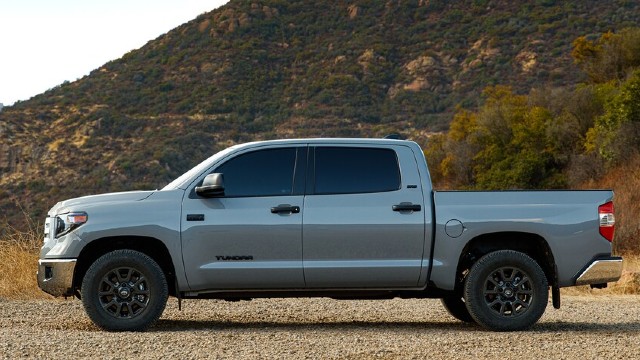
464;250;548;331
81;249;168;331
98;266;150;319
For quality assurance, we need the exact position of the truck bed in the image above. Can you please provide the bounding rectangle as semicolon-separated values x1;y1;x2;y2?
430;190;615;289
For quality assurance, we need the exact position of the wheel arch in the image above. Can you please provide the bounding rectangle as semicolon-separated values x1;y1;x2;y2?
73;236;177;297
455;232;557;289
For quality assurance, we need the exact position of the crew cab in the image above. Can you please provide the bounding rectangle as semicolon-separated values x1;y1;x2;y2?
37;138;623;331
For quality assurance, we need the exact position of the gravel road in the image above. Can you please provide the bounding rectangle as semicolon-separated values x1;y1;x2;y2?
1;295;639;359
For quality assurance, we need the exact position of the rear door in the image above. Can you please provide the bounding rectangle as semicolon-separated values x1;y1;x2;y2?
302;144;426;288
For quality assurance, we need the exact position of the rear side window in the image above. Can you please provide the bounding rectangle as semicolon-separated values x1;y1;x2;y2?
215;148;297;197
314;147;400;194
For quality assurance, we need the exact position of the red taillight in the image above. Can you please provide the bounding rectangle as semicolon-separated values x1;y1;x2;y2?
598;201;615;242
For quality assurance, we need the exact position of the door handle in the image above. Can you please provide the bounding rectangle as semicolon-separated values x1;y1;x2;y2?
271;205;300;214
392;203;421;212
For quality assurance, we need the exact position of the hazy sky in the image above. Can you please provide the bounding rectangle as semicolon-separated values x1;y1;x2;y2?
0;0;229;106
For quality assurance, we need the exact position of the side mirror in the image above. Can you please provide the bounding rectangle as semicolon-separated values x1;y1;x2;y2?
195;173;225;198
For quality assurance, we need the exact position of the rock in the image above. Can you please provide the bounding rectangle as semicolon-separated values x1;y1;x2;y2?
404;77;429;92
405;56;436;74
0;144;10;170
198;19;211;33
238;13;251;27
348;5;359;19
515;50;537;72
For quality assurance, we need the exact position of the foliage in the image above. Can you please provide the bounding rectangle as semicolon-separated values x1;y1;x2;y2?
572;28;640;83
424;109;480;188
426;86;565;189
422;28;640;251
9;0;640;123
426;27;640;192
585;70;640;163
475;87;560;189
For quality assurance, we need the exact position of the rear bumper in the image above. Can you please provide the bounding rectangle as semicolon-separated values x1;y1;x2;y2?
575;257;623;286
37;259;77;297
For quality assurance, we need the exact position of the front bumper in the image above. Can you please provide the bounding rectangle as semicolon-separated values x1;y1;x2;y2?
37;259;77;297
575;256;623;286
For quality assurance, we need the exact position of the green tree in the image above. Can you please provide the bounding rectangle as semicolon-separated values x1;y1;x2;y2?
427;87;567;189
572;28;640;83
424;109;480;189
586;69;640;163
441;109;480;188
472;87;561;189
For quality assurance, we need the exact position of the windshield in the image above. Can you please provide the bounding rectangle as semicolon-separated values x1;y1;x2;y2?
161;145;239;190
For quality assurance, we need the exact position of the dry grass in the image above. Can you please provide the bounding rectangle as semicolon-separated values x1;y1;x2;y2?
612;255;640;294
579;154;640;254
563;154;640;294
0;223;51;299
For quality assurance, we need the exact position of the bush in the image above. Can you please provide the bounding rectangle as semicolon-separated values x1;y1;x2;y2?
0;221;50;299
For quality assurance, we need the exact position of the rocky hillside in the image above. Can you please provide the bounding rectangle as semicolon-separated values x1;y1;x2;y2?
1;0;639;227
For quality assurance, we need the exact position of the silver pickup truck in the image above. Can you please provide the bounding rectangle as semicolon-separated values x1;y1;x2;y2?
38;138;623;331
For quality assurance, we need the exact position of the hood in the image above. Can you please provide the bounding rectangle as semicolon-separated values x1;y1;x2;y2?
48;191;155;216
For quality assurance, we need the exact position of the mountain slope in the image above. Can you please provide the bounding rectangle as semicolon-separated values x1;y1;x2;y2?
1;0;639;226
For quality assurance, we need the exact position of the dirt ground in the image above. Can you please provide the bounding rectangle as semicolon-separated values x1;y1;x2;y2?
1;295;638;359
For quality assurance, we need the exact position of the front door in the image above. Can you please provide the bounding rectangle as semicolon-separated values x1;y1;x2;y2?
181;146;306;291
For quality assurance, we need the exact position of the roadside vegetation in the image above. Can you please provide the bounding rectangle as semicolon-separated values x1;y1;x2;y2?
0;222;51;299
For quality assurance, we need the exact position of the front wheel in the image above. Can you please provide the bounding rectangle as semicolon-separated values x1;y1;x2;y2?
464;250;548;331
81;249;168;331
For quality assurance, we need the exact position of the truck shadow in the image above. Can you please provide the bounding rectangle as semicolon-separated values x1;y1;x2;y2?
151;319;640;333
152;320;467;332
533;321;640;332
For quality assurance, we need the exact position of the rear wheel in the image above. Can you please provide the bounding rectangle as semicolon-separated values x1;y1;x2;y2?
81;249;168;331
441;294;474;323
464;250;548;331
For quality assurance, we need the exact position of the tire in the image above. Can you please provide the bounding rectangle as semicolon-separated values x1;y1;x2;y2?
81;249;168;331
463;250;548;331
441;294;475;323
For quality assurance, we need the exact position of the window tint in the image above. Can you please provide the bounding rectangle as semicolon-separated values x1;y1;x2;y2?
314;147;400;194
215;148;297;197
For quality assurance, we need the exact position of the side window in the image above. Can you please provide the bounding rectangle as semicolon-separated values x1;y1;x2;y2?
314;147;401;194
215;148;297;197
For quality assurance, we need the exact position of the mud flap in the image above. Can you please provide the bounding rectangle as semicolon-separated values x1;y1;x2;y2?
552;264;560;309
175;280;182;311
552;284;560;309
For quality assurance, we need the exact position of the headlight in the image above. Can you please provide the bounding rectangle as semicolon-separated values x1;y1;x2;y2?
55;211;88;238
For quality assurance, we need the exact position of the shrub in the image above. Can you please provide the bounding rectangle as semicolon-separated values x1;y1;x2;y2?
0;220;50;299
